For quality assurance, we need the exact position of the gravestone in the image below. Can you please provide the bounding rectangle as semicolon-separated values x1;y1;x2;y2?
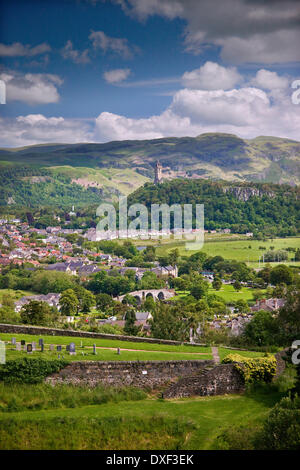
117;348;121;355
27;344;33;354
49;344;54;351
11;337;16;345
40;343;44;352
32;341;36;351
66;345;70;352
57;345;62;352
38;339;44;347
21;340;25;346
93;344;97;355
16;343;21;351
69;342;76;355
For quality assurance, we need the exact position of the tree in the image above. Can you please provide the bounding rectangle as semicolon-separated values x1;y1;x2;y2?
270;265;293;286
59;289;79;316
233;280;242;291
124;309;140;336
74;286;96;313
96;293;114;312
212;277;222;291
149;303;188;341
190;281;209;300
20;300;58;326
277;283;300;342
243;310;279;346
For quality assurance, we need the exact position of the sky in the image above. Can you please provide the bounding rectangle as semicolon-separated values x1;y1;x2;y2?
0;0;300;147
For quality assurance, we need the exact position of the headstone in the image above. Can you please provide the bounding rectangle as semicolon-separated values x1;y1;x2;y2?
40;343;44;352
49;344;54;351
11;337;16;345
117;348;121;355
32;341;36;351
69;342;76;355
38;338;43;346
16;343;21;351
57;345;62;352
21;340;25;346
58;354;61;359
27;344;33;354
66;345;70;352
93;344;97;355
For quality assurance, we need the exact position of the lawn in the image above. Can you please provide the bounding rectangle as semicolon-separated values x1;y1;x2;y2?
0;289;36;300
0;331;213;362
208;284;259;303
153;236;300;267
0;387;282;449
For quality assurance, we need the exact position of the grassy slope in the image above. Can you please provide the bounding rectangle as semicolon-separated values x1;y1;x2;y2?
153;235;300;267
0;391;281;449
1;133;300;184
0;332;213;361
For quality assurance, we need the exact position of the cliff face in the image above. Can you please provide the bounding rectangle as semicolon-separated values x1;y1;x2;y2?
223;186;275;201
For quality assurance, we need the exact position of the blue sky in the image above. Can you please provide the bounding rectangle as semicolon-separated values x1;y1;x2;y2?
0;0;300;146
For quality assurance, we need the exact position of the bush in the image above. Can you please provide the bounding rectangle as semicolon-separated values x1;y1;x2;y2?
0;358;68;384
222;353;277;383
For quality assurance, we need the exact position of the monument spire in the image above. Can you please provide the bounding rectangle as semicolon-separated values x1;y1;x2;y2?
154;160;162;185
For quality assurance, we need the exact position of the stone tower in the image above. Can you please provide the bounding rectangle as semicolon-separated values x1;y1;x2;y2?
154;160;162;184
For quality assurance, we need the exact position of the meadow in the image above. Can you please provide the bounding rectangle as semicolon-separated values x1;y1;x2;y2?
0;385;283;450
131;235;300;268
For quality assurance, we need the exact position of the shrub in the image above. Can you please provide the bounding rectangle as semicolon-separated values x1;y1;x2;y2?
222;353;277;383
0;358;68;384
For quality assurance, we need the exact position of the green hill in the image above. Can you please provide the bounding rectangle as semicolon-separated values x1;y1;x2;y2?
1;133;300;185
128;179;300;237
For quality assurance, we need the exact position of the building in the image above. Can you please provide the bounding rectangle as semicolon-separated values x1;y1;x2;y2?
154;160;163;184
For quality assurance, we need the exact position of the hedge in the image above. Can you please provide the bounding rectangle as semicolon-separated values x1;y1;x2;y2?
222;353;276;383
0;358;68;384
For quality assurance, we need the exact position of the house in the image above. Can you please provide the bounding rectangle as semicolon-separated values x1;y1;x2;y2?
15;293;61;312
251;298;285;312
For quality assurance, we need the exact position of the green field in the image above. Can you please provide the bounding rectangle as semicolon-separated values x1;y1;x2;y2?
0;387;282;449
0;332;213;361
207;284;262;303
148;235;300;267
0;289;36;300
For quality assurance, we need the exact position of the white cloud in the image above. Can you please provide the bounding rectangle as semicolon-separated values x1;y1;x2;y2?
0;71;63;105
103;68;131;83
0;42;51;57
0;115;94;147
89;30;137;58
251;69;289;90
61;40;90;64
117;0;300;64
182;62;242;90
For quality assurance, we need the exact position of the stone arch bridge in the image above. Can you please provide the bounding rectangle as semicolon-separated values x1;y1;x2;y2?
115;289;176;304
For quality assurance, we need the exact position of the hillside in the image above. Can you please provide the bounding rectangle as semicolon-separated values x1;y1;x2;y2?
0;133;300;186
128;179;300;237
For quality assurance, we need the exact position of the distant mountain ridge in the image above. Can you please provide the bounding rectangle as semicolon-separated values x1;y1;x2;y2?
0;133;299;186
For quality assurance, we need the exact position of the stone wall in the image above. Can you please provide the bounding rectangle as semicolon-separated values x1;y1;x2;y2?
45;360;214;389
163;363;245;398
44;359;246;397
0;323;205;347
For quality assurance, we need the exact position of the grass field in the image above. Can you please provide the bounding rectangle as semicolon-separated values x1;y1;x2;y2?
0;332;213;361
0;387;282;449
208;284;259;303
132;235;300;268
0;289;36;300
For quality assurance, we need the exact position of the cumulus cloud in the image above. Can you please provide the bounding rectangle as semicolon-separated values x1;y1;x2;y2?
182;62;242;90
0;71;63;105
115;0;300;64
89;30;137;58
60;40;90;64
251;69;289;90
103;68;131;83
0;114;94;147
0;42;51;57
